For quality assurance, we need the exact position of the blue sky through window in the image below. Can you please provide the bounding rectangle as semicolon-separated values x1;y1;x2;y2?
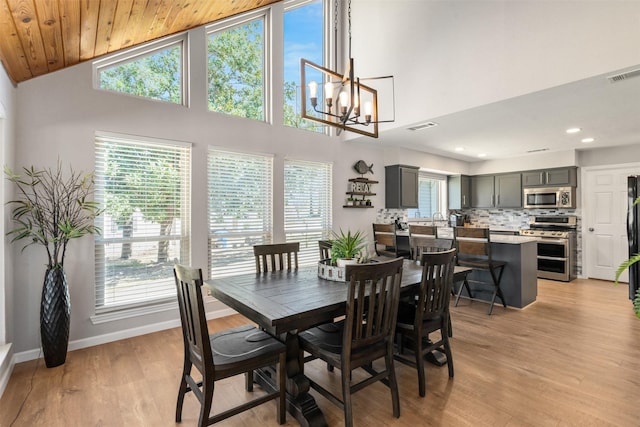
284;1;323;85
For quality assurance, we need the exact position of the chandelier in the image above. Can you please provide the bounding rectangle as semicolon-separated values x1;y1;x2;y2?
300;0;394;138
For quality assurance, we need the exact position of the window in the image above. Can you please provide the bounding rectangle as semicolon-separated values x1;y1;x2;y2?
95;36;187;105
284;159;332;265
283;0;326;132
407;172;447;219
207;12;267;121
94;133;191;313
208;150;273;277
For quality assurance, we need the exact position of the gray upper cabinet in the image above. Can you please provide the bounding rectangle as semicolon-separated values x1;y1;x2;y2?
471;175;495;208
522;167;577;187
385;165;419;209
448;175;471;209
471;173;522;208
495;173;522;207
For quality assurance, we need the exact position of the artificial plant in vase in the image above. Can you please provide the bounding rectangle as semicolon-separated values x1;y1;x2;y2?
330;229;367;267
5;163;102;367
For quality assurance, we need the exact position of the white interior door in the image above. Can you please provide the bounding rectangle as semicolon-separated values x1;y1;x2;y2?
584;165;640;281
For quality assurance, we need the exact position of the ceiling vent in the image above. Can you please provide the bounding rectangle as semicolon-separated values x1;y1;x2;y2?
407;122;438;131
526;148;550;153
607;68;640;83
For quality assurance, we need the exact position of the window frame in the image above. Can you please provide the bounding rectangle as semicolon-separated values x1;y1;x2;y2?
93;131;192;318
205;8;271;123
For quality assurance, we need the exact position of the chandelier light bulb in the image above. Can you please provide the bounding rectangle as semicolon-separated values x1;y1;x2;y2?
308;81;318;98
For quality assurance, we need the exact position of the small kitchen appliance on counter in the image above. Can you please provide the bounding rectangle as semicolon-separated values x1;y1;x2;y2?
449;213;465;227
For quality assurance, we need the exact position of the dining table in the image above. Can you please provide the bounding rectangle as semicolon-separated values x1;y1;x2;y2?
204;258;471;427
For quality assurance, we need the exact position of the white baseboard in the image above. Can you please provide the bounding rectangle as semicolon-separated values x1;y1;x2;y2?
0;343;14;400
12;307;237;364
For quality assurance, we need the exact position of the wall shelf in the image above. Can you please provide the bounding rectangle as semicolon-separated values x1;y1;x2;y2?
345;177;378;208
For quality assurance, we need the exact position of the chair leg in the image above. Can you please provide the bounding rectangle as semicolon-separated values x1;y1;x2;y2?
415;334;426;397
443;318;454;378
175;360;191;422
245;370;254;392
342;368;354;427
277;352;286;425
386;351;400;418
454;278;472;306
199;379;214;427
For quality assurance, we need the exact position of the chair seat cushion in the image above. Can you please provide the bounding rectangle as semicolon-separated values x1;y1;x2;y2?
211;325;285;373
396;301;442;333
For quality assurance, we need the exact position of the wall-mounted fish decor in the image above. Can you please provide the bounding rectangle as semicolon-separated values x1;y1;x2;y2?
353;160;373;175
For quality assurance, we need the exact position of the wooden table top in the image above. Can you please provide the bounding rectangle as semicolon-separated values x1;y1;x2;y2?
204;259;470;336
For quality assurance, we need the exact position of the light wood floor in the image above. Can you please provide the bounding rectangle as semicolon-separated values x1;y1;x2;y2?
2;278;640;426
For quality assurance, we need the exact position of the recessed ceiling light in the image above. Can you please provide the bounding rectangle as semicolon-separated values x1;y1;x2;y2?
566;127;582;134
478;153;487;158
455;147;464;152
581;137;595;143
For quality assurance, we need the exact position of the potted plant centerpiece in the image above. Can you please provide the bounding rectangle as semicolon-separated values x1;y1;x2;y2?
5;163;102;367
330;229;367;267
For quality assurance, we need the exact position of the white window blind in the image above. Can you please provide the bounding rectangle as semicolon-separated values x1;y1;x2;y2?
94;134;191;312
284;159;332;266
208;149;273;277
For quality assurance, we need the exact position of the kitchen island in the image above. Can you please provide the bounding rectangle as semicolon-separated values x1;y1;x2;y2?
397;227;538;309
458;234;538;309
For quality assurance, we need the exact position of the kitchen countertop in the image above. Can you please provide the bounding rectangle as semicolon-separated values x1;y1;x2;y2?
396;228;536;244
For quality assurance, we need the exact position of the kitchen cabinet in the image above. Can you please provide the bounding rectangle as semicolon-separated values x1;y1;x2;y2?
471;173;522;208
522;167;577;187
448;175;471;209
385;165;419;209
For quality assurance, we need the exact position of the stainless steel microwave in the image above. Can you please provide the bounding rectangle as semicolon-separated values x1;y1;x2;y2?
523;187;575;209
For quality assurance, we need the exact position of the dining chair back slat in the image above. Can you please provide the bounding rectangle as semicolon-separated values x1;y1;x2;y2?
254;242;300;273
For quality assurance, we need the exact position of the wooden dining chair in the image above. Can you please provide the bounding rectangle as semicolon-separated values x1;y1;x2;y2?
298;257;404;427
173;265;287;426
453;227;507;314
253;242;300;273
408;224;454;260
394;249;456;397
318;239;333;261
373;223;410;258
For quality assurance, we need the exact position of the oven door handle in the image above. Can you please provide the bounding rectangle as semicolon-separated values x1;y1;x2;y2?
537;238;568;244
538;255;568;261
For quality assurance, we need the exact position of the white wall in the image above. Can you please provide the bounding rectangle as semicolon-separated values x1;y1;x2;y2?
352;0;640;132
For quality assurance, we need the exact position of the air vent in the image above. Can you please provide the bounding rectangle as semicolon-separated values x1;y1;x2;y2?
526;148;550;153
407;122;438;131
608;68;640;83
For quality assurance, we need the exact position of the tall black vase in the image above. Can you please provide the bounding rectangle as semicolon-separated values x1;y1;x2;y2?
40;267;70;368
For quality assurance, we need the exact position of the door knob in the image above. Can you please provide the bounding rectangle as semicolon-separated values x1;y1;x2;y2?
588;227;594;232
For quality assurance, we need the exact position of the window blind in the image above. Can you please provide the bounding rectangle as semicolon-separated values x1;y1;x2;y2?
284;159;332;266
208;149;273;277
94;134;191;312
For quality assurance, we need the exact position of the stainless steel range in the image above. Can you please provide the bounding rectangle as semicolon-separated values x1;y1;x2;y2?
520;215;577;282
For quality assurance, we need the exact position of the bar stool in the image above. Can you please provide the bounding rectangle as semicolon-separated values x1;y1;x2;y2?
453;227;506;315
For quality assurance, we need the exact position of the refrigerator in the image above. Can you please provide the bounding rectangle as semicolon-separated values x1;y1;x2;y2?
627;176;640;301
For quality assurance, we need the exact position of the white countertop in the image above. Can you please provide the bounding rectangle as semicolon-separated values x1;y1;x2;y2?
490;235;537;244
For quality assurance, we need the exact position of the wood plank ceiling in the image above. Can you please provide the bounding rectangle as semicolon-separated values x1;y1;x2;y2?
0;0;282;85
